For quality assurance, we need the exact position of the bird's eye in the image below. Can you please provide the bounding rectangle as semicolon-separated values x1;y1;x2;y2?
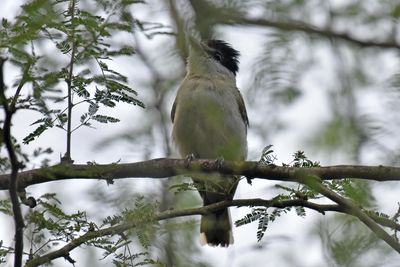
213;52;223;62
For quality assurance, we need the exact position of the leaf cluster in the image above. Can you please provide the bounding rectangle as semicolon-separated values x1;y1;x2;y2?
0;0;145;146
235;207;287;242
169;182;198;195
23;193;91;258
236;147;376;243
93;196;160;266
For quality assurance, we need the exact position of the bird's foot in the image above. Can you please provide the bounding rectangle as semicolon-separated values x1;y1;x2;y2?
246;176;253;185
184;153;196;168
214;156;225;169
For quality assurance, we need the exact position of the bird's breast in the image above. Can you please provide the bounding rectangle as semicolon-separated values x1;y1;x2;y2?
172;78;247;160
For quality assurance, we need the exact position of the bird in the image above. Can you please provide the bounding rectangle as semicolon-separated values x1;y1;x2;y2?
171;39;248;247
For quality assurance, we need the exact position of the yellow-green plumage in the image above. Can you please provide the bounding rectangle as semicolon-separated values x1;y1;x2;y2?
171;39;248;247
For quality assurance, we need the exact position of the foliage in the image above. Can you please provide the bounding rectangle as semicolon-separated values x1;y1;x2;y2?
236;148;319;242
258;144;277;165
0;0;154;265
0;0;144;150
236;147;385;246
316;215;394;267
6;192;162;266
89;197;161;266
24;193;91;255
169;182;198;195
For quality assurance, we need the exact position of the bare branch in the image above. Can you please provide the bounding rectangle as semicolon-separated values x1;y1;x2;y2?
186;1;399;49
62;0;77;164
167;0;189;61
0;58;25;267
222;16;400;50
1;158;400;190
9;64;29;113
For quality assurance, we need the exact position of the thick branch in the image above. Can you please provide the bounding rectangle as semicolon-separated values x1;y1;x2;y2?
222;16;400;50
1;158;400;190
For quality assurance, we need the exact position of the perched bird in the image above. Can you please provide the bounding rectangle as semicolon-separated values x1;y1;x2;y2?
171;39;248;247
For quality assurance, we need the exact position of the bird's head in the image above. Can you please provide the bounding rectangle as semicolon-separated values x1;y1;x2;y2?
187;38;240;78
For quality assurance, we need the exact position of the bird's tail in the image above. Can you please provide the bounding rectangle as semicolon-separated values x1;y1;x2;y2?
200;208;233;247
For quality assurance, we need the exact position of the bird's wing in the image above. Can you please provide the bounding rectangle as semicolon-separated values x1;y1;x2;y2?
236;89;249;128
171;97;177;123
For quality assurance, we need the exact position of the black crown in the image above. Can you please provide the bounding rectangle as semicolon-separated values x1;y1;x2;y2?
206;40;240;75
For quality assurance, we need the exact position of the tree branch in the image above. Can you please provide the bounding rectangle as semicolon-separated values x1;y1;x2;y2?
187;1;399;49
298;175;400;253
21;199;342;266
0;58;25;267
2;156;399;258
62;0;77;164
1;158;400;190
222;16;400;50
23;197;400;267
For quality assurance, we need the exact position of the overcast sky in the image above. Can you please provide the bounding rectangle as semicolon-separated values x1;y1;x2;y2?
1;1;400;266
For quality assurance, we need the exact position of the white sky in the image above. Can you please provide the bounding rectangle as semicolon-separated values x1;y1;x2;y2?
0;1;400;267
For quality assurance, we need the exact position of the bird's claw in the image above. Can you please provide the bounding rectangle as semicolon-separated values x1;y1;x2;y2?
185;153;196;168
214;156;225;169
246;177;253;185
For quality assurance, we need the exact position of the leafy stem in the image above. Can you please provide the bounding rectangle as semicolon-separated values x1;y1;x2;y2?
62;0;77;164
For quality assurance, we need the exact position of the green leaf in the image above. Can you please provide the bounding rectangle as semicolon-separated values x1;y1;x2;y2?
0;199;12;216
259;144;276;165
106;46;135;56
88;102;99;115
92;115;120;123
235;208;266;227
23;119;54;144
257;213;269;242
169;182;197;194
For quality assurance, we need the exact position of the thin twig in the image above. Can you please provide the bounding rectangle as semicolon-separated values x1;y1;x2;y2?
23;198;341;267
9;65;30;112
63;0;77;163
299;175;400;253
24;196;400;267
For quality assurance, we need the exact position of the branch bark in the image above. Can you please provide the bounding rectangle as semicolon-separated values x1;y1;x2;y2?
62;0;77;164
1;158;400;190
23;197;400;267
0;58;25;267
186;1;400;50
222;16;400;50
297;175;400;253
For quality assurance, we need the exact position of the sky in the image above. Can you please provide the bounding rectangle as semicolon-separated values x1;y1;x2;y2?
1;1;400;266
